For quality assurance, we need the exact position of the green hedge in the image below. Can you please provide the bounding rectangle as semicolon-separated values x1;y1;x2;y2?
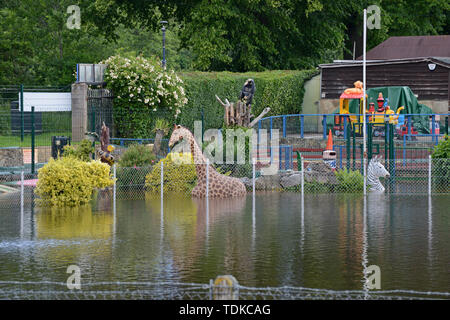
177;69;317;130
0;104;11;135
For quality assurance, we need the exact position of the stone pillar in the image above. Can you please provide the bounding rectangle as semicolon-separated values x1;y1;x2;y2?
71;83;88;142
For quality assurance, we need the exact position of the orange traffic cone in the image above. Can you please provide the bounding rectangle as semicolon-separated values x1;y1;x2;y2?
326;129;333;150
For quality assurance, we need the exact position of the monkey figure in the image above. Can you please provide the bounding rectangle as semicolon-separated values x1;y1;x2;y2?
239;79;255;125
239;78;255;107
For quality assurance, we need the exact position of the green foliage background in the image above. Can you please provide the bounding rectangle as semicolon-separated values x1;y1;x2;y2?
1;0;448;85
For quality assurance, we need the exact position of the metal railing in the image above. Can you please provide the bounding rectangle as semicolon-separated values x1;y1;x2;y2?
258;113;449;141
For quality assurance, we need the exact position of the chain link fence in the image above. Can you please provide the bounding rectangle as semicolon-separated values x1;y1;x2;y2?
1;280;449;300
110;157;449;198
0;156;448;208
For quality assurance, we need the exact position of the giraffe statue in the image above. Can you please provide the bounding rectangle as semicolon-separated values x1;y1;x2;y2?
168;125;247;198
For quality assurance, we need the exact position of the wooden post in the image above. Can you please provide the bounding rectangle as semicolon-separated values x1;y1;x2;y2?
213;275;239;300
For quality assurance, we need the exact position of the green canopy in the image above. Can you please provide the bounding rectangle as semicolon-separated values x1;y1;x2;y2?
328;86;433;133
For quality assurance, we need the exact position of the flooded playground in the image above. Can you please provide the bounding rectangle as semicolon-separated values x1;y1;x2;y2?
0;192;449;294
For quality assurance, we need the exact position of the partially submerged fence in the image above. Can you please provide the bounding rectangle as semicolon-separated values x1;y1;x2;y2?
0;156;448;210
1;278;449;300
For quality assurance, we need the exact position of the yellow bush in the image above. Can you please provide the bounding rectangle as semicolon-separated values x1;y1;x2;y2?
35;157;114;207
145;153;197;193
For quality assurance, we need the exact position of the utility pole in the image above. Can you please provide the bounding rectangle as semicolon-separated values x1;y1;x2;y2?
363;9;367;196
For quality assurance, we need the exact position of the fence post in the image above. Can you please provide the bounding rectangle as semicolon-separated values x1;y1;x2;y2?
206;158;209;200
20;84;24;142
431;115;434;145
160;160;164;241
269;117;273;141
20;171;24;238
258;120;261;144
445;116;448;135
363;157;367;196
301;155;304;196
428;155;432;196
343;115;347;140
213;275;239;300
252;158;256;198
407;114;412;141
113;164;116;211
160;160;164;202
31;106;35;174
389;124;395;191
346;124;351;170
300;115;304;138
282;116;286;138
209;279;213;300
279;146;282;171
402;134;406;167
352;125;356;171
322;115;327;140
91;105;96;160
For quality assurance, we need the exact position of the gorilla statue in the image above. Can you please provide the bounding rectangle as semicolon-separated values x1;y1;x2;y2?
239;78;255;107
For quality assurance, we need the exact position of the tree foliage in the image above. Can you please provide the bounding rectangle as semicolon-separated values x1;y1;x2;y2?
88;0;450;71
0;0;449;84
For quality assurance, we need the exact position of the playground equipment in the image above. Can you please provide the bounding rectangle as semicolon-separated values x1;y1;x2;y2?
333;82;404;137
344;121;395;168
396;121;418;140
341;120;396;191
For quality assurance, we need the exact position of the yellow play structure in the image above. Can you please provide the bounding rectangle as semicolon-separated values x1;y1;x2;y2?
334;81;404;136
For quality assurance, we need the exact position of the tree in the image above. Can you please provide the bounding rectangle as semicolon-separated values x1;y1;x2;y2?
88;0;450;71
0;7;34;84
0;0;194;85
342;0;450;59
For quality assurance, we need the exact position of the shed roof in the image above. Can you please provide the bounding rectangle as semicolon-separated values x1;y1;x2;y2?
356;35;450;60
319;57;450;69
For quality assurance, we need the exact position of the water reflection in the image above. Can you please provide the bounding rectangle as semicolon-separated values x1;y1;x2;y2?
0;192;448;291
36;206;113;240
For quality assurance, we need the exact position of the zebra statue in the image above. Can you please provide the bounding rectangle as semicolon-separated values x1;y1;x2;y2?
367;155;390;192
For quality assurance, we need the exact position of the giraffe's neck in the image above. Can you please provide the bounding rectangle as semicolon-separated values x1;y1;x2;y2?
187;134;212;180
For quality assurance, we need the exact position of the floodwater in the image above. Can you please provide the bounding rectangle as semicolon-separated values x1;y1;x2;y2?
0;191;449;292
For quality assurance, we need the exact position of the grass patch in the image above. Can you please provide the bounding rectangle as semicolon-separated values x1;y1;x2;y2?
0;132;72;147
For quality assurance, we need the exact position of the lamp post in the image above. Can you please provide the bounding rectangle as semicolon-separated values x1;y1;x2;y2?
160;21;168;70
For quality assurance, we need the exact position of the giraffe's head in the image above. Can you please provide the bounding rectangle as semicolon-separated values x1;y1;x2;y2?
369;155;390;178
169;124;192;148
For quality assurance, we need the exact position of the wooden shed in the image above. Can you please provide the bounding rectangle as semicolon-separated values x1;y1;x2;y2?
318;36;450;114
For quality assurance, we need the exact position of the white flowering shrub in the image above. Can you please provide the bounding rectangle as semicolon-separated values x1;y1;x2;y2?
102;54;188;137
